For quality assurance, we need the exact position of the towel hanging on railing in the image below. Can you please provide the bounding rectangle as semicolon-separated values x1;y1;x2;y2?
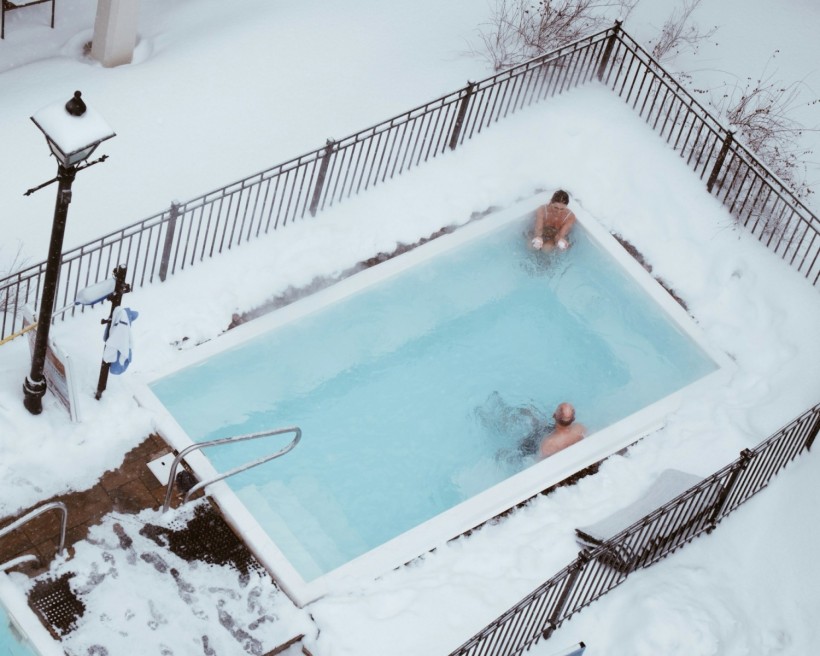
103;307;139;374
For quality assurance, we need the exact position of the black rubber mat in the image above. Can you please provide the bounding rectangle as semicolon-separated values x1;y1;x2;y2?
28;572;85;637
140;503;264;578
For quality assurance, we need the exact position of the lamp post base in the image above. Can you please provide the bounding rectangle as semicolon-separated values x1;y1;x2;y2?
22;376;46;415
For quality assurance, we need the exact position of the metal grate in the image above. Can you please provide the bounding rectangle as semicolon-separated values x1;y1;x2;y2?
140;503;264;578
28;572;85;637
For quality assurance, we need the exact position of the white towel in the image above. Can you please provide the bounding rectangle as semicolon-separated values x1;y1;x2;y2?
103;307;137;374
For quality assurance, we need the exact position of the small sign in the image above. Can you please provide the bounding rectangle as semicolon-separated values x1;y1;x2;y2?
22;306;81;422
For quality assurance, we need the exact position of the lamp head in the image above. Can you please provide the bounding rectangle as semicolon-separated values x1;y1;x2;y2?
31;90;115;168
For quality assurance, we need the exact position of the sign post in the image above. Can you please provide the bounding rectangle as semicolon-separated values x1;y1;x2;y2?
22;306;81;422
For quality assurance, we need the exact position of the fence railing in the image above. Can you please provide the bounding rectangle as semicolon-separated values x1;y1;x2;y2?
2;22;818;344
447;402;820;656
0;28;613;341
598;23;820;286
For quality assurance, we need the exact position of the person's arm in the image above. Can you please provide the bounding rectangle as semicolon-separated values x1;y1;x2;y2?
555;211;576;249
538;431;554;459
556;211;576;241
532;206;546;248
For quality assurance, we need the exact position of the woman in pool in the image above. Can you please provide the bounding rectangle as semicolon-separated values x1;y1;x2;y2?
531;189;576;251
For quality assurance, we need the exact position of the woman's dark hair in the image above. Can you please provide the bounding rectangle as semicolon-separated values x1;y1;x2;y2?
551;189;570;205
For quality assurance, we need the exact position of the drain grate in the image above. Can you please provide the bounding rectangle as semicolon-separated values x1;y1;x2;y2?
28;572;85;637
140;503;263;577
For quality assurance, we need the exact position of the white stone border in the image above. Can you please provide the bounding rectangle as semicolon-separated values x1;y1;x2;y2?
0;573;64;656
135;192;733;606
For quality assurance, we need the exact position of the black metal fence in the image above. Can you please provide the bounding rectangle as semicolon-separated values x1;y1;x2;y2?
0;29;613;341
2;22;818;344
597;24;820;287
448;402;820;656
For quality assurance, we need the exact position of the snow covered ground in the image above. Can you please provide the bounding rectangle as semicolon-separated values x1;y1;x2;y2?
1;1;818;655
40;502;315;656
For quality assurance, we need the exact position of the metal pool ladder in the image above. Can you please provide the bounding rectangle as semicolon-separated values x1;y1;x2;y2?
161;426;302;512
0;501;68;572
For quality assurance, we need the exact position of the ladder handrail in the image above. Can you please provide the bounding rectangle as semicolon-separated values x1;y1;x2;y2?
0;555;39;572
0;501;68;572
162;426;302;512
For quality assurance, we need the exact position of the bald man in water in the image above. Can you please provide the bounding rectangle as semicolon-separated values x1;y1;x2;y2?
539;402;585;459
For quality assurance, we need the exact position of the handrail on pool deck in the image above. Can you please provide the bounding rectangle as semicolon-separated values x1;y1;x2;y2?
161;426;302;512
0;501;68;572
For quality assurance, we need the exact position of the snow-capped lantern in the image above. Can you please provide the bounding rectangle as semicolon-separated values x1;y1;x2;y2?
30;91;116;169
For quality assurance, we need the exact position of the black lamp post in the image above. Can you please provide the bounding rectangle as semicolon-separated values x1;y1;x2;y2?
22;91;115;415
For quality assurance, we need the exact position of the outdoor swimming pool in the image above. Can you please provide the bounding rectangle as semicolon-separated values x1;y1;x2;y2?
142;194;728;604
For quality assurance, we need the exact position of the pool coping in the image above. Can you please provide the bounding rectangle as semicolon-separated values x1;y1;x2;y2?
134;192;734;606
0;573;64;656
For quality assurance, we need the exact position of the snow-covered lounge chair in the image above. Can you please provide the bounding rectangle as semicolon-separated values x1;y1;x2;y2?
575;469;720;573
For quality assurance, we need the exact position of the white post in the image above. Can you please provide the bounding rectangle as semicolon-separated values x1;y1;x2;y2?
91;0;140;68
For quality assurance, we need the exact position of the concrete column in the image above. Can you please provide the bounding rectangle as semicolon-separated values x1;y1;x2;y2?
91;0;140;68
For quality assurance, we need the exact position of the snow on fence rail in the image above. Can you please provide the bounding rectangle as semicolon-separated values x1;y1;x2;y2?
447;403;820;656
1;23;818;343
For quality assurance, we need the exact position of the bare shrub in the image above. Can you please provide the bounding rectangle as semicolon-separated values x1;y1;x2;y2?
0;244;26;281
0;244;28;319
649;0;717;63
705;57;818;200
469;0;815;207
472;0;638;72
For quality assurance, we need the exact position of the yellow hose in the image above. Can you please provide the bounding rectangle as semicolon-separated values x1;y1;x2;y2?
0;321;37;347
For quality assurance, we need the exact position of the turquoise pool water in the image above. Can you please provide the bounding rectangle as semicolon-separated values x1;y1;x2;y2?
151;217;717;580
0;603;36;656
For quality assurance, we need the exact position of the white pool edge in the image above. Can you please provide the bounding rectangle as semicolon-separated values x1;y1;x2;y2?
134;192;734;606
0;573;65;656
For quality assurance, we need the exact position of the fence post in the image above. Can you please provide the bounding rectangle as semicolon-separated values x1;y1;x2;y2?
805;411;820;451
706;130;735;193
448;81;477;151
596;20;622;82
541;551;589;641
158;201;180;282
309;139;337;217
705;448;753;532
